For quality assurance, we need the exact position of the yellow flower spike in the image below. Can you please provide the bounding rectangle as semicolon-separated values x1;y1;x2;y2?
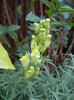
30;66;34;75
20;54;30;67
26;70;32;78
31;49;40;62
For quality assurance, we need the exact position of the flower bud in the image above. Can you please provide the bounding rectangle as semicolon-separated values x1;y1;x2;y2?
32;35;37;40
46;18;50;22
34;23;39;34
40;19;45;24
30;66;34;75
34;23;39;28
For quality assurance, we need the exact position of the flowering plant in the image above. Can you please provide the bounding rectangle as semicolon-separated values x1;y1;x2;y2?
20;18;51;80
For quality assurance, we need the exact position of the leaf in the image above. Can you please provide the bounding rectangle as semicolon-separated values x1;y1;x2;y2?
9;32;18;41
29;0;36;11
63;12;70;19
57;9;74;13
17;5;22;18
57;5;72;10
0;44;15;70
55;38;63;43
51;42;57;49
0;25;20;35
1;35;10;48
57;5;74;13
26;12;41;22
50;21;74;26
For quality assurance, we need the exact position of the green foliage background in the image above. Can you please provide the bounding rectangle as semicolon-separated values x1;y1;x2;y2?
0;0;74;100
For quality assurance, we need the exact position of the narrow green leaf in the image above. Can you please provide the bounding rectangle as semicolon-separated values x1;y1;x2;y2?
50;21;74;26
57;9;74;13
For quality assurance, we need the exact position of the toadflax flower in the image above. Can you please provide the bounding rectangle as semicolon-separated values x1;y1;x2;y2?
20;54;30;67
44;35;51;48
39;28;46;40
26;66;34;78
31;49;40;62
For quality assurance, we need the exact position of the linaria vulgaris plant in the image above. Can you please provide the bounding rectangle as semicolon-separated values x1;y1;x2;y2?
20;18;51;80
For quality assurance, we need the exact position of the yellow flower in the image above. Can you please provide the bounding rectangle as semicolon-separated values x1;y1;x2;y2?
20;54;30;67
31;49;40;62
44;35;51;47
39;28;46;40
